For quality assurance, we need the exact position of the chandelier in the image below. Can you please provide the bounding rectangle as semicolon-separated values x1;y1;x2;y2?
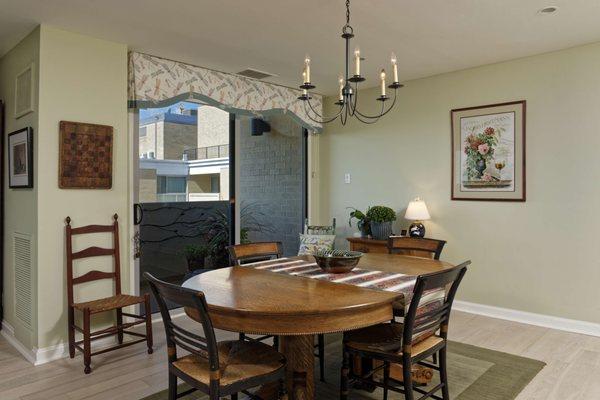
298;0;403;125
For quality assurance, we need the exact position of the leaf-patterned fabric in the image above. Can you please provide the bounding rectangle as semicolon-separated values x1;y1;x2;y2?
128;52;323;131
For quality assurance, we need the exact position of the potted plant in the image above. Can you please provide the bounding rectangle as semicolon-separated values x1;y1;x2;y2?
183;244;209;272
347;207;370;237
366;205;397;240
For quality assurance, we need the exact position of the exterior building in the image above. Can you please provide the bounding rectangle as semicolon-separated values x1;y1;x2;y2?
139;104;230;203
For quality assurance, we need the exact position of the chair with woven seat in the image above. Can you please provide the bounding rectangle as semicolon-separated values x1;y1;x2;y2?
340;262;469;400
145;272;288;400
387;236;447;260
227;241;283;350
66;214;153;374
303;220;336;383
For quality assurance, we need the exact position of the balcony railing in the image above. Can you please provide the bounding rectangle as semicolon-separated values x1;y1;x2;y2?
184;144;229;161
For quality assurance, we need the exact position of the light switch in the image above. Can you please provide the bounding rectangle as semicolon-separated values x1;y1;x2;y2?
344;173;351;184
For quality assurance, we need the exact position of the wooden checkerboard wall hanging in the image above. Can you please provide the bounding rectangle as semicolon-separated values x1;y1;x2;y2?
59;121;113;189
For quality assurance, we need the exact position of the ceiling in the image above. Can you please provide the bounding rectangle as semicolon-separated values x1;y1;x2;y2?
1;0;600;95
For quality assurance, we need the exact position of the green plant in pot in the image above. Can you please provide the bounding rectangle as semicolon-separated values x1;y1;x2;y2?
366;205;397;240
182;244;209;272
347;207;371;237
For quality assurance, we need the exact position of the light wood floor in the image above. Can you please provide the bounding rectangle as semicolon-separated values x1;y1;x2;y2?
1;311;600;399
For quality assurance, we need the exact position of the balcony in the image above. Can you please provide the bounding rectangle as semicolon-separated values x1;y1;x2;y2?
184;144;229;161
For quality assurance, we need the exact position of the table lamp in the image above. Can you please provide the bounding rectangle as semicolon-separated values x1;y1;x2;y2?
405;197;430;238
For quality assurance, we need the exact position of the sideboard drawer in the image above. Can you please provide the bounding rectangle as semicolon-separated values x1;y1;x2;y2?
347;238;388;254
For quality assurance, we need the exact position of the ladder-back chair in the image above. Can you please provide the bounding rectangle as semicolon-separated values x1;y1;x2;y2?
388;236;447;260
341;262;470;400
66;214;152;374
145;272;288;400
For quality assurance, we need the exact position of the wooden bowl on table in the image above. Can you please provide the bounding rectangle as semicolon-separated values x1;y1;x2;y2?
313;250;363;274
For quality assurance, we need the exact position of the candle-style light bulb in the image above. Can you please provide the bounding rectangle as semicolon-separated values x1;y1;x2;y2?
304;55;311;83
338;75;344;101
302;70;307;84
354;47;361;76
380;69;386;96
391;52;398;83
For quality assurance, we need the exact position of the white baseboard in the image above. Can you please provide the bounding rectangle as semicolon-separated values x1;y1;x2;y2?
1;310;186;365
454;300;600;337
1;320;36;364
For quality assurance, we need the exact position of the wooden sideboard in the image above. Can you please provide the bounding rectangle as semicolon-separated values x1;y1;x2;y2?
347;237;388;253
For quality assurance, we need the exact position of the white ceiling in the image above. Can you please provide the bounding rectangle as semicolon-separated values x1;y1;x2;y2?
2;0;600;94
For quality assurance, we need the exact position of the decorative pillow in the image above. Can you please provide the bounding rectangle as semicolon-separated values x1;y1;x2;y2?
298;234;335;256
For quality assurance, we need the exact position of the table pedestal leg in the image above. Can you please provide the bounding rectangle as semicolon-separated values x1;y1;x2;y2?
280;335;315;400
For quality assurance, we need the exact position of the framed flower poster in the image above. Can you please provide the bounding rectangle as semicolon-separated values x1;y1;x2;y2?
8;127;33;188
451;101;526;201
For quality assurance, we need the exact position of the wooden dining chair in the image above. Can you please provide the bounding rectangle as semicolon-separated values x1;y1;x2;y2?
228;241;283;265
304;218;336;235
340;262;469;400
387;236;447;260
303;221;336;382
227;241;328;382
144;272;288;400
227;242;282;347
66;214;153;374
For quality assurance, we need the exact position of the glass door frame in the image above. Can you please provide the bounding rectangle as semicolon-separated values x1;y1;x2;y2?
128;108;310;310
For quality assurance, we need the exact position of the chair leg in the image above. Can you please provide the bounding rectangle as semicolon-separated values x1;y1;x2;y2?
273;335;279;349
439;347;450;400
144;295;154;354
318;334;326;382
68;307;75;358
116;307;124;344
278;378;288;400
239;332;246;341
340;349;350;400
168;371;177;400
383;361;390;400
402;358;414;400
83;308;92;374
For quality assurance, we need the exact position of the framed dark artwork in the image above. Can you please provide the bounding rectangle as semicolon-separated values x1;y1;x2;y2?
451;100;526;201
59;121;113;189
8;127;33;188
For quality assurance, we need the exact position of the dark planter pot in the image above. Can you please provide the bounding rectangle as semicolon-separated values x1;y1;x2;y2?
370;221;393;240
358;220;371;238
186;257;206;273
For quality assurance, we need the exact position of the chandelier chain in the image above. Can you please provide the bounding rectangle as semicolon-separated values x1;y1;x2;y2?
346;0;351;25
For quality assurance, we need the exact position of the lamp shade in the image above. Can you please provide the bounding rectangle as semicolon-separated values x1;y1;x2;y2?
405;198;431;221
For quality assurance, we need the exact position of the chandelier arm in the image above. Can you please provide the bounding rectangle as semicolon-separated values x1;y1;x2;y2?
303;100;344;124
306;95;344;120
353;88;398;119
352;101;386;124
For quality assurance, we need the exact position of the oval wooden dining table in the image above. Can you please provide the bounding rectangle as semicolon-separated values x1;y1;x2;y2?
182;253;454;400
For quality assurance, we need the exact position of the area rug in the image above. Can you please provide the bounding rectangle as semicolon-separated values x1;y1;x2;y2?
142;339;544;400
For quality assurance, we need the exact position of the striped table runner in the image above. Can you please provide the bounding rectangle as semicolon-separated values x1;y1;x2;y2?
242;257;445;310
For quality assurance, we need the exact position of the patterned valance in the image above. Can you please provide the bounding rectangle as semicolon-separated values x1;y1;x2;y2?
128;52;322;131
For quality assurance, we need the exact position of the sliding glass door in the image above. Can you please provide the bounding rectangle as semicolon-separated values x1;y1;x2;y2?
134;102;307;313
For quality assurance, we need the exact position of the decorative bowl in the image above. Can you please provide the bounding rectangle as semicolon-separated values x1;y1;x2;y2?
313;249;363;274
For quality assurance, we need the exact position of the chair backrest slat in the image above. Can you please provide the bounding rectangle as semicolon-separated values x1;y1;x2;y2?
228;242;283;265
144;272;220;376
65;214;122;306
72;270;116;285
387;236;446;260
402;261;469;349
71;246;115;259
304;218;336;235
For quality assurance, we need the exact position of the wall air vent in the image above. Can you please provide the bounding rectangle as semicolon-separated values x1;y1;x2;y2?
13;232;33;328
236;69;277;80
